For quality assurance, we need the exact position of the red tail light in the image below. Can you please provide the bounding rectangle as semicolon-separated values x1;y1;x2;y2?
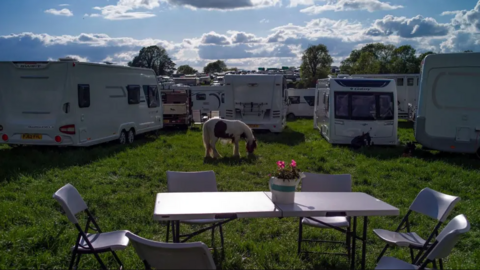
55;136;62;143
2;134;8;141
59;124;75;135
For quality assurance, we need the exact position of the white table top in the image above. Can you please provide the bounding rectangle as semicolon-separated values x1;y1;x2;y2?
154;192;282;221
264;192;399;217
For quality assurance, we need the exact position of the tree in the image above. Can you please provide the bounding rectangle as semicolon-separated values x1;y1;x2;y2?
203;60;227;74
352;52;381;74
390;45;418;74
340;43;395;74
128;45;176;76
177;65;197;75
300;44;333;87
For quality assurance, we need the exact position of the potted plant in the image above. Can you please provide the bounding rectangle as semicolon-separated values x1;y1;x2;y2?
269;160;305;204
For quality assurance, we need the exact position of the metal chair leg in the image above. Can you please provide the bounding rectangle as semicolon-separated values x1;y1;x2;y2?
92;252;108;270
111;250;123;268
297;218;303;255
439;258;444;270
166;221;170;242
219;224;224;249
68;251;77;270
409;247;415;263
346;225;351;261
74;253;82;270
376;244;389;262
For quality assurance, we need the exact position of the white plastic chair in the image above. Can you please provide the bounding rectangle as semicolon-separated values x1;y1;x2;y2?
211;111;220;118
126;232;216;269
192;110;202;125
298;173;353;259
374;188;460;268
52;184;130;270
375;214;470;270
166;171;225;252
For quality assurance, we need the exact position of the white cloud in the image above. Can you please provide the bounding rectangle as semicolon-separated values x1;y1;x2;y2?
260;19;270;23
84;13;101;18
163;0;281;10
200;32;231;45
44;8;74;17
65;55;89;62
288;0;316;7
365;15;450;38
93;0;161;20
300;0;402;15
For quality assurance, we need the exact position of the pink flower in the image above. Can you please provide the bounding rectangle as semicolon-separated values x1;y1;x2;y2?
291;160;297;167
277;161;285;169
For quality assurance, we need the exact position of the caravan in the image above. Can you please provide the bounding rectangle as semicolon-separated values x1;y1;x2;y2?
350;74;420;120
414;52;480;156
190;86;225;118
314;78;398;146
223;74;288;133
0;60;163;147
286;88;316;119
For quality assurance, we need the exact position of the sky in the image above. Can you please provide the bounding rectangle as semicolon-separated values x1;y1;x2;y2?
0;0;479;71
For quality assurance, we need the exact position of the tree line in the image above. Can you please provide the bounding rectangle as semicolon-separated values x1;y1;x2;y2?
127;44;473;88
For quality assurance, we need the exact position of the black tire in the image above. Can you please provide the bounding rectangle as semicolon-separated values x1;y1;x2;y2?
119;130;127;145
127;129;135;144
287;113;296;121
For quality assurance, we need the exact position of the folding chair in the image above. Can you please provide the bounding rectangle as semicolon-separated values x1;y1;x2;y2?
192;110;203;125
298;173;352;260
375;214;470;270
210;111;220;118
127;232;216;270
52;184;130;270
374;187;460;268
165;171;225;254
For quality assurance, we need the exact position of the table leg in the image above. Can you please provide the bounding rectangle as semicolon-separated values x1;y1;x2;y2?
350;217;357;270
174;221;180;243
361;217;368;270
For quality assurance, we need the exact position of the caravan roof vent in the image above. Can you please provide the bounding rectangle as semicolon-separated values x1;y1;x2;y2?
58;57;79;62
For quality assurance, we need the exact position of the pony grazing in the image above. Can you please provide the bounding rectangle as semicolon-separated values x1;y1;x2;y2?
202;118;257;158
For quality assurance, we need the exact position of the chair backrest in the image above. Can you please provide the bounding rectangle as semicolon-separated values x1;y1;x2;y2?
211;111;220;118
425;214;470;260
192;110;201;122
301;173;352;192
52;183;88;224
126;232;216;269
167;171;218;193
409;188;460;222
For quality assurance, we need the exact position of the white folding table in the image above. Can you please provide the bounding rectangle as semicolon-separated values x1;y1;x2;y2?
154;191;399;270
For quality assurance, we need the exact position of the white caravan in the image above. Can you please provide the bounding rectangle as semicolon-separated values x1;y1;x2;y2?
414;52;480;156
190;86;225;117
173;76;199;86
0;60;163;147
351;74;419;120
223;74;288;132
314;78;398;146
287;88;316;119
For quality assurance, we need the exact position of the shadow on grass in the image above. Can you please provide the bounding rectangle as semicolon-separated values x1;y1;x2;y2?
398;121;414;130
159;126;190;135
255;128;306;146
0;133;159;183
204;155;258;166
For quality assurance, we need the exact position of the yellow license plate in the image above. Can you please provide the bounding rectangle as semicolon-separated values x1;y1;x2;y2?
248;125;259;128
22;134;42;140
164;120;170;123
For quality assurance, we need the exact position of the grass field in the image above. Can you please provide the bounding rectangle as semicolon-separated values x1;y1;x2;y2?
0;119;479;269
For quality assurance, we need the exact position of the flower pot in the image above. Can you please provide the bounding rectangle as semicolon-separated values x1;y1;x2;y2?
269;176;303;204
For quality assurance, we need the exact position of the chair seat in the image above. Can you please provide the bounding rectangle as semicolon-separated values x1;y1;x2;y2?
302;216;350;228
375;257;421;269
75;230;130;252
373;229;426;248
182;219;223;224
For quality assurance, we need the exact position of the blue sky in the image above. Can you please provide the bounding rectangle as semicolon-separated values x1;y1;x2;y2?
0;0;479;70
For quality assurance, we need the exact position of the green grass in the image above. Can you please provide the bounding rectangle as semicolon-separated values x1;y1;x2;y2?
0;120;479;269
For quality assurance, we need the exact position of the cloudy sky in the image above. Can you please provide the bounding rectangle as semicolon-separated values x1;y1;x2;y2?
0;0;479;70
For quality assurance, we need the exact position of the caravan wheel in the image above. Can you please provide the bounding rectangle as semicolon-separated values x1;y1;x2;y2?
287;113;296;121
119;130;127;145
127;129;135;144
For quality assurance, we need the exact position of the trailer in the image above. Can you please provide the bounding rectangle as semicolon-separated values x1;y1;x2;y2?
173;77;199;86
414;52;480;156
160;85;193;127
190;86;225;118
223;74;288;133
350;74;419;120
314;78;398;146
286;88;316;119
0;59;162;147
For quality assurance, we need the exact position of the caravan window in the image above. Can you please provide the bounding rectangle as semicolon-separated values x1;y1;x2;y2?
143;85;160;108
303;96;315;106
196;93;206;101
407;78;414;86
351;94;376;120
127;85;141;104
378;94;394;120
78;84;90;108
289;96;300;104
397;78;404;86
335;93;349;119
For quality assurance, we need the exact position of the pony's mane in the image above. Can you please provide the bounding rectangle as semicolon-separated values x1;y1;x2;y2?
236;120;254;141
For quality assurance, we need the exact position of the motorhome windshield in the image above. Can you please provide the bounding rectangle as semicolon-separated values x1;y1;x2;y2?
334;92;394;121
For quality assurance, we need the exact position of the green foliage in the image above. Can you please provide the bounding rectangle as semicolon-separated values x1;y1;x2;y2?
176;65;197;75
203;60;227;74
128;45;176;76
300;44;333;87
